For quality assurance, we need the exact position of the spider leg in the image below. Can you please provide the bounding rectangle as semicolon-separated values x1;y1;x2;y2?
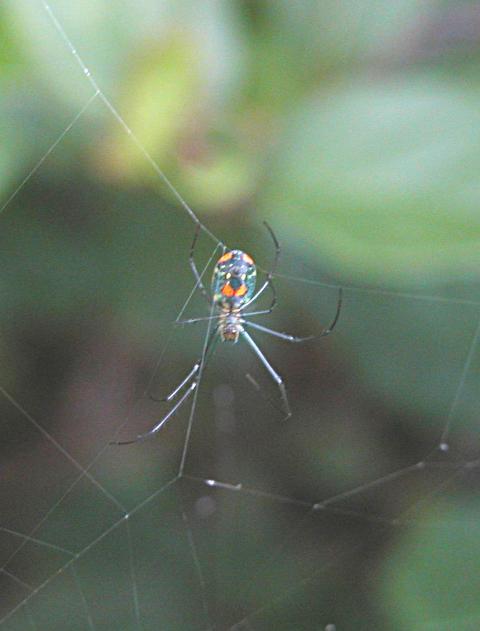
262;220;281;277
241;329;291;419
114;384;197;445
244;287;343;341
149;362;200;402
240;221;280;310
176;314;224;325
113;330;218;445
241;281;277;318
243;321;314;342
189;222;214;303
245;373;288;417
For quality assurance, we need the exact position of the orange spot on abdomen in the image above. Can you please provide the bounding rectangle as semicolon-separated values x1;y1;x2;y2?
221;282;248;298
221;283;235;297
235;284;248;297
218;251;233;264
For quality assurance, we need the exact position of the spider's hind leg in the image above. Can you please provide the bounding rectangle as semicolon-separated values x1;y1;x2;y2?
148;362;200;403
241;329;292;420
112;330;219;445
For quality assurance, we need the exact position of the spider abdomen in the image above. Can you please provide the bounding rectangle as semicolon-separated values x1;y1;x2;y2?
212;249;257;310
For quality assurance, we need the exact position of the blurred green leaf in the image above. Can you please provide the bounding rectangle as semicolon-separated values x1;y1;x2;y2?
98;35;201;178
2;1;480;629
260;76;480;282
380;500;480;631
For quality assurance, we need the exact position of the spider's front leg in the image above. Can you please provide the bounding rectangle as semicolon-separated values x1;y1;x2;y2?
189;223;214;303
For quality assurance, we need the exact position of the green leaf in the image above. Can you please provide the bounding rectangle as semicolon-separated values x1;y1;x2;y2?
380;500;480;631
260;76;480;282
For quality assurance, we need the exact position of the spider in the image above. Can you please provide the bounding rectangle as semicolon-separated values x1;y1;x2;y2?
115;222;342;445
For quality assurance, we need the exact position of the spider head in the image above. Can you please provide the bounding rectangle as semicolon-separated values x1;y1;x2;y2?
219;313;243;343
221;326;240;343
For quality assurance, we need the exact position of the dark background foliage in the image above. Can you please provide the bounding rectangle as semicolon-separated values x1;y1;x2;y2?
1;2;480;630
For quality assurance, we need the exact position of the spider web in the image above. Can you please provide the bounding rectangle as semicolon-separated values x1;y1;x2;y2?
1;2;480;630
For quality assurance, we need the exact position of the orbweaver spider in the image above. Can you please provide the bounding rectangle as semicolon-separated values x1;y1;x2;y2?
115;222;342;444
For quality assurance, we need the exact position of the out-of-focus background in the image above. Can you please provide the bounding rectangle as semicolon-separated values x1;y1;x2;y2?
1;1;480;630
